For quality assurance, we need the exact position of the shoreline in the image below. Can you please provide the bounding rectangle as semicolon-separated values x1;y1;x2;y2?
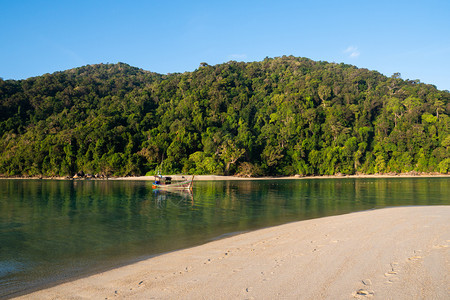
16;206;450;299
1;173;449;181
112;173;450;181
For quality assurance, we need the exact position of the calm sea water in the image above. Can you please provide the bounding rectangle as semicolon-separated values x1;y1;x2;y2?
0;178;449;297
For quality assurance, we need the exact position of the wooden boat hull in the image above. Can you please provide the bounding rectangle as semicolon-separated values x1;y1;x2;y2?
152;178;193;190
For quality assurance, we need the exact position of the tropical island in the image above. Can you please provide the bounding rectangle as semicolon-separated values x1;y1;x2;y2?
1;56;449;178
1;57;449;298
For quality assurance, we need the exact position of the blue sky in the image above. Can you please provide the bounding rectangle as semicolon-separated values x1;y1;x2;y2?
1;0;449;91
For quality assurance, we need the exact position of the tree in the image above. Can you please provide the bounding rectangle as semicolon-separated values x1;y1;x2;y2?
219;139;245;175
0;58;448;177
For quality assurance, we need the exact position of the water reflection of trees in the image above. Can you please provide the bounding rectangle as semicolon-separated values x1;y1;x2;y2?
2;179;448;228
1;178;449;262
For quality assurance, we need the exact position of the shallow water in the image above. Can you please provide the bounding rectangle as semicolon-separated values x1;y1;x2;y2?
0;178;448;297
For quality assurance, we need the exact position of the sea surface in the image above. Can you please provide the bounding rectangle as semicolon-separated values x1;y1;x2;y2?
0;177;449;297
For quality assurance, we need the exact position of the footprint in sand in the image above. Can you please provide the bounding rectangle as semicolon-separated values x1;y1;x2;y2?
362;279;372;286
260;271;271;282
387;277;399;283
218;251;232;260
293;253;304;257
408;256;422;261
353;288;374;298
433;244;449;249
353;278;374;297
384;262;400;283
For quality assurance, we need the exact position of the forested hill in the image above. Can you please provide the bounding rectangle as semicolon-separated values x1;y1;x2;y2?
0;56;449;177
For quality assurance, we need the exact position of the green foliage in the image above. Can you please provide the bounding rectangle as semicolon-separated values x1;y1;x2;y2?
0;57;449;177
187;151;223;175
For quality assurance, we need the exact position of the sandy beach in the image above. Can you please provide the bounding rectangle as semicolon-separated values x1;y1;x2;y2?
16;206;449;299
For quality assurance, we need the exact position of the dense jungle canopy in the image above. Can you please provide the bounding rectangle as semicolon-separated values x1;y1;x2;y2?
0;56;449;177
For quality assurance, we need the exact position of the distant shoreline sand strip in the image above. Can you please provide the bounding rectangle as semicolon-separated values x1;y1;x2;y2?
2;173;448;181
16;206;450;299
112;174;450;181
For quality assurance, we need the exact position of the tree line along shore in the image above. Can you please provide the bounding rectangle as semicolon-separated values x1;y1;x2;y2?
0;56;449;178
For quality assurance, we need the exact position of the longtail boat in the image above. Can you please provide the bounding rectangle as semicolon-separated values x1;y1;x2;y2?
152;175;194;190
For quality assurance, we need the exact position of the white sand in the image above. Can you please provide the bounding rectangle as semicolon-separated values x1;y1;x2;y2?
16;206;450;299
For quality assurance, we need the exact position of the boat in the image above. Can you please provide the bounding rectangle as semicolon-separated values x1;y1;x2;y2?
152;174;194;190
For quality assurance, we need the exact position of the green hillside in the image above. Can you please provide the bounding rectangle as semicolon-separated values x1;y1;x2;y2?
0;56;449;177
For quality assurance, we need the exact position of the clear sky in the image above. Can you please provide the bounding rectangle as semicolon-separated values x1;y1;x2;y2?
1;0;449;91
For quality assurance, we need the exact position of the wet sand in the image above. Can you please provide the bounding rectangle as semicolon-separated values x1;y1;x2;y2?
16;206;450;299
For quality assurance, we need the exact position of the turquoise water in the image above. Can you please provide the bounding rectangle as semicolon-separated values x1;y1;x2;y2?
0;178;449;297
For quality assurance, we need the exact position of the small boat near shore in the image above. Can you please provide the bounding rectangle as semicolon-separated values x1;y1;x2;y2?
152;175;194;190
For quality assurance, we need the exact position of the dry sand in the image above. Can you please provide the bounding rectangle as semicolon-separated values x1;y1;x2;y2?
15;206;449;299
